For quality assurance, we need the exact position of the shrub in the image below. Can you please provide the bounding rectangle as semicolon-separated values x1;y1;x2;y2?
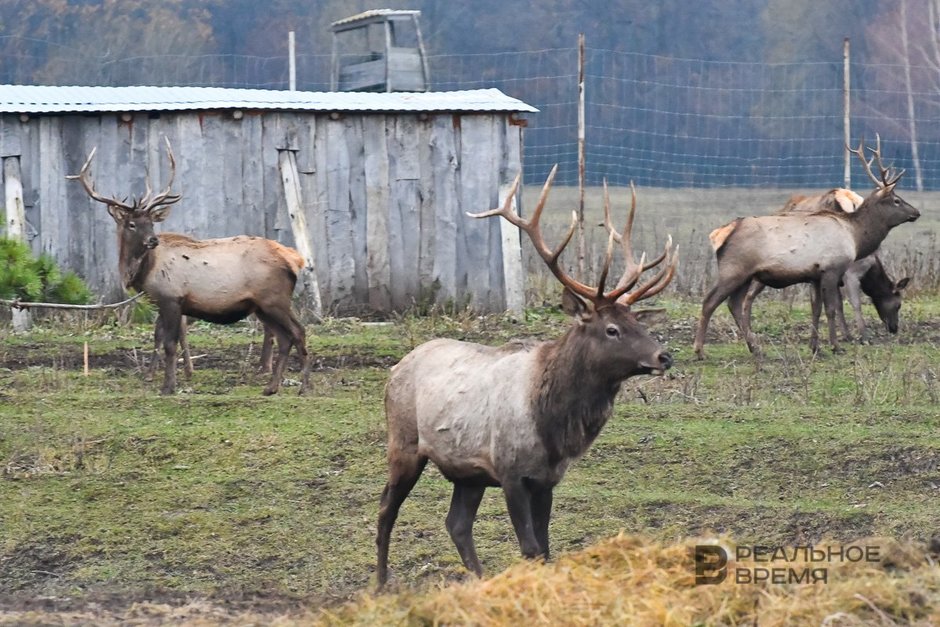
0;237;92;304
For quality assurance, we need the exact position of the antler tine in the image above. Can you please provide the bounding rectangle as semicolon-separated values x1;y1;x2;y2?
467;165;598;300
848;137;881;188
65;146;136;212
142;136;182;212
601;180;677;304
619;244;680;306
867;133;906;188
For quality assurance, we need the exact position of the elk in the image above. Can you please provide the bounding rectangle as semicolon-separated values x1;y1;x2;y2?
68;139;311;395
741;188;910;342
693;136;920;358
375;168;678;586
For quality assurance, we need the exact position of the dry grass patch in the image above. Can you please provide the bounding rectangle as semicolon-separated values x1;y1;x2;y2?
322;534;938;627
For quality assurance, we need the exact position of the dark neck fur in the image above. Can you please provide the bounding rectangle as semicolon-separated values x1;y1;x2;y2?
533;330;621;466
859;258;892;300
118;235;154;291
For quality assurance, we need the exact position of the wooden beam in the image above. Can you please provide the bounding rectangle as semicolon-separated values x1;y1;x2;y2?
278;149;323;319
4;155;31;331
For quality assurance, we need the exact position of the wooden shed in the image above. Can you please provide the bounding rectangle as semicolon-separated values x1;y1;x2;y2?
0;85;538;314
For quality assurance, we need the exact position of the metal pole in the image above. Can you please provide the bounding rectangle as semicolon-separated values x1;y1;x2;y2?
288;31;297;91
577;33;586;279
843;37;851;189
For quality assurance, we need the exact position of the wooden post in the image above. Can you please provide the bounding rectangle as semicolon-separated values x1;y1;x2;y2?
843;37;851;190
414;13;430;91
577;33;586;280
277;149;323;319
498;181;525;314
330;32;339;91
4;155;31;331
383;20;393;92
288;31;297;91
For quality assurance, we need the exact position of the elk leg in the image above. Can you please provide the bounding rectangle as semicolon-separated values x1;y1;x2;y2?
159;305;183;395
821;272;844;353
694;279;748;359
842;272;866;342
376;453;428;588
445;483;487;577
146;314;164;382
149;315;193;380
742;280;765;321
502;479;541;559
530;483;554;559
257;309;309;396
728;280;761;356
258;323;275;374
809;282;823;354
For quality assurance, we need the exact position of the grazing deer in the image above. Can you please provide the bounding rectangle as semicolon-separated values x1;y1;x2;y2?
375;168;678;586
741;188;910;342
694;137;920;358
68;139;310;395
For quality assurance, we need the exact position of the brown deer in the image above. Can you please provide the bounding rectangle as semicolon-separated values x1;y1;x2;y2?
693;137;920;358
741;188;910;342
375;168;678;586
68;139;311;395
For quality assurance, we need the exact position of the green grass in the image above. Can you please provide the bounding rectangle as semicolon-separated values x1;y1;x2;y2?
1;297;938;611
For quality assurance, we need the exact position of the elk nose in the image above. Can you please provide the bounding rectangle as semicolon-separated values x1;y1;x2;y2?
658;351;673;371
146;236;159;248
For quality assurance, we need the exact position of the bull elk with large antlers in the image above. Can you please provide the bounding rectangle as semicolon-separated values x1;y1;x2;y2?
694;136;920;358
376;167;678;586
741;188;911;343
68;139;310;395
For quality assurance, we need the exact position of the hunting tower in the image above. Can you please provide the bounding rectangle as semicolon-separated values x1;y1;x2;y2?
330;9;430;92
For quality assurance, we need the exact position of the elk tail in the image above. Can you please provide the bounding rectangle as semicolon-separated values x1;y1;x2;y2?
708;219;741;255
270;242;306;275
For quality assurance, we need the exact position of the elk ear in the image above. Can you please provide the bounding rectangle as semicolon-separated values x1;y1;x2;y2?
561;288;594;322
149;204;173;223
106;203;126;223
896;277;911;290
633;307;667;327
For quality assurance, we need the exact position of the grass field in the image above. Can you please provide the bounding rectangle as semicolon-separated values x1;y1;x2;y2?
1;291;938;624
1;185;938;624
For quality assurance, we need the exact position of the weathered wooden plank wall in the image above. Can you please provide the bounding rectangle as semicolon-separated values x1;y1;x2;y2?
0;110;525;313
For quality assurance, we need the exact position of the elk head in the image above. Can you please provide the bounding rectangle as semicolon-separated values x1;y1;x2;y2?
872;275;910;334
468;166;678;379
849;135;920;227
67;137;182;260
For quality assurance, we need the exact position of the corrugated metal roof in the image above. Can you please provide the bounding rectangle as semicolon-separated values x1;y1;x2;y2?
331;9;420;28
0;85;538;115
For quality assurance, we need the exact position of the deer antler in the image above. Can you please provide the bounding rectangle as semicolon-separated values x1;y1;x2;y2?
66;147;136;212
468;166;599;301
848;134;905;189
67;137;182;214
468;166;678;307
138;136;182;213
601;180;678;306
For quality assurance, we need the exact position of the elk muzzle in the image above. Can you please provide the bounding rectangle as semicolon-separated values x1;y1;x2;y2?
145;235;159;249
640;350;673;375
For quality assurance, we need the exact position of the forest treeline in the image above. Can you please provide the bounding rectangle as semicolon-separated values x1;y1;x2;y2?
1;0;883;83
3;0;940;188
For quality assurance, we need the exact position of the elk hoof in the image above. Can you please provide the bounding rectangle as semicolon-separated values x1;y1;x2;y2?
262;386;278;396
160;386;176;395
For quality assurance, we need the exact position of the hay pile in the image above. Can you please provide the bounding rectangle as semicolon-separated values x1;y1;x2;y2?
321;534;939;626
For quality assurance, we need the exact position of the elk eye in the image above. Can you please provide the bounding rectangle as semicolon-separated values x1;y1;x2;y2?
605;325;621;339
893;198;900;205
127;222;137;230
